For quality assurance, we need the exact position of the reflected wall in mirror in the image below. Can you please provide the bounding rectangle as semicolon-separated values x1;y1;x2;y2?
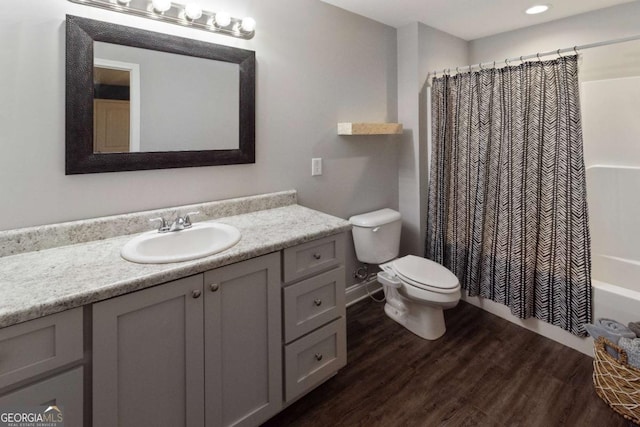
66;15;255;174
94;42;239;153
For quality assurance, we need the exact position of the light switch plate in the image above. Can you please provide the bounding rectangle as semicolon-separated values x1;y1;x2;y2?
312;158;322;176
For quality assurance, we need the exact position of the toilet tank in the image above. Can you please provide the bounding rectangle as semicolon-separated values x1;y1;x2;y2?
349;209;402;264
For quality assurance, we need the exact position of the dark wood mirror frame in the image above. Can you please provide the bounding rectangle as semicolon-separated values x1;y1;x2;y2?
65;15;255;175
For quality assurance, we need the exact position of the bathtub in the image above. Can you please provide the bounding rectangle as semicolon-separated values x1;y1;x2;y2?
592;254;640;328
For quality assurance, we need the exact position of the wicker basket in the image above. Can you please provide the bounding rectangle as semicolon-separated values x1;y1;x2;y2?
593;336;640;424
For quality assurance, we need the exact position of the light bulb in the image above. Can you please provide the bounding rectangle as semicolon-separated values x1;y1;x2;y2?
525;4;550;14
240;17;256;32
152;0;172;13
184;3;202;20
214;11;231;27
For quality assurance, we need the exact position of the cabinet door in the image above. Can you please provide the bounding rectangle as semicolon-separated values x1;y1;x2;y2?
93;275;205;427
204;253;282;427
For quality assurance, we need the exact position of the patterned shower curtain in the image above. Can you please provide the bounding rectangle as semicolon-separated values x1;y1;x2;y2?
426;55;592;336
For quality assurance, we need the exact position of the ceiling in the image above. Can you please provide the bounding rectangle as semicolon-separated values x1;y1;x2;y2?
319;0;637;40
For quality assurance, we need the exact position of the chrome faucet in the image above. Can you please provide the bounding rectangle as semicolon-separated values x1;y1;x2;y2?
149;217;170;233
183;211;198;228
150;211;200;233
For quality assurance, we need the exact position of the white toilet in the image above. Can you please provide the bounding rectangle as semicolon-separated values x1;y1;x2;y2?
349;208;461;340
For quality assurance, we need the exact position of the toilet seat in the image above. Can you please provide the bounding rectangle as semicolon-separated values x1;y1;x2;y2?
392;255;460;294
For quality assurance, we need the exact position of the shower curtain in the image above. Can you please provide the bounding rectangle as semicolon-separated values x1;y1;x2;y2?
426;55;592;336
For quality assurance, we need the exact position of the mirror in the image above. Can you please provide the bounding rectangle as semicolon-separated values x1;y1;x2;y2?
66;15;255;174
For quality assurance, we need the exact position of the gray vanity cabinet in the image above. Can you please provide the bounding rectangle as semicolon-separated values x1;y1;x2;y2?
92;252;282;427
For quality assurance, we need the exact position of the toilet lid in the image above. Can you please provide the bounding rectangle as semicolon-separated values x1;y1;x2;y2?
393;255;459;291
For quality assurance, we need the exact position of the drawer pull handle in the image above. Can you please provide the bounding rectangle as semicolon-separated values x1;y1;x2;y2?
314;299;322;307
210;283;220;292
315;353;323;361
192;290;202;299
313;253;322;260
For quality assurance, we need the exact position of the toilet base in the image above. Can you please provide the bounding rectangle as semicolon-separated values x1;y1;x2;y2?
384;300;446;340
404;301;446;340
377;268;453;341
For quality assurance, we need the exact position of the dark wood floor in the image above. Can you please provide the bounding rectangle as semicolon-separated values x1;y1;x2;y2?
263;297;637;427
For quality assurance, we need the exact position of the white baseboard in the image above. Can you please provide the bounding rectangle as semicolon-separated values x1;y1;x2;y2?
346;278;382;307
462;294;593;356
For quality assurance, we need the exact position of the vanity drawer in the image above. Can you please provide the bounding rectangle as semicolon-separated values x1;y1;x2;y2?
0;308;83;390
0;367;84;426
283;267;345;343
283;233;345;283
284;317;346;402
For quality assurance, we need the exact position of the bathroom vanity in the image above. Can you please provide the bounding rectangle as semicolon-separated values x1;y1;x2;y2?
0;191;350;426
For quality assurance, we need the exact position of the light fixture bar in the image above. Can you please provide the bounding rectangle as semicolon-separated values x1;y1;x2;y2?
67;0;255;40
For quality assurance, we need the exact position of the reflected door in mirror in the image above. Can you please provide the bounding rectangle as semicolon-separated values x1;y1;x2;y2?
93;64;133;153
94;99;130;153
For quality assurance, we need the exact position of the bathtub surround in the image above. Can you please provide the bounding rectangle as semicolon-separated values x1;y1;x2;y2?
427;55;592;336
0;191;351;328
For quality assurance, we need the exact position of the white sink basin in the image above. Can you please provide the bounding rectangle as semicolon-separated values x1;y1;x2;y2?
121;223;241;264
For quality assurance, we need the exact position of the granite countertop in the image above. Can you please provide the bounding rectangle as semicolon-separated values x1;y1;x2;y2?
0;204;351;328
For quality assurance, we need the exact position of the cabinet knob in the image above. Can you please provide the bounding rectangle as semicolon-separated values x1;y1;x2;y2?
314;353;323;361
313;299;322;307
192;290;202;299
209;283;220;292
313;253;322;260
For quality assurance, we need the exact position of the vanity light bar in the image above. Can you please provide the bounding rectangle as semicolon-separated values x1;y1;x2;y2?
67;0;256;40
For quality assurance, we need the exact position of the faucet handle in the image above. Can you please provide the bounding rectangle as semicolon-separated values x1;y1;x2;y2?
149;217;169;233
183;211;200;228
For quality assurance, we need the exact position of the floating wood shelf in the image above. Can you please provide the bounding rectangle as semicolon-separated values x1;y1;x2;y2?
337;122;403;135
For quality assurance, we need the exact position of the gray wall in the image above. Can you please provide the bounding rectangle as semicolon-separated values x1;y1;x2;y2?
1;0;398;286
397;23;468;256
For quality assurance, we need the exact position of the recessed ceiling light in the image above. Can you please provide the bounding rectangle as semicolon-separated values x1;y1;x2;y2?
525;4;550;15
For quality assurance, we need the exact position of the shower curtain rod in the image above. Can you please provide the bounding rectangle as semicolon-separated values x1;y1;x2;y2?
428;33;640;80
